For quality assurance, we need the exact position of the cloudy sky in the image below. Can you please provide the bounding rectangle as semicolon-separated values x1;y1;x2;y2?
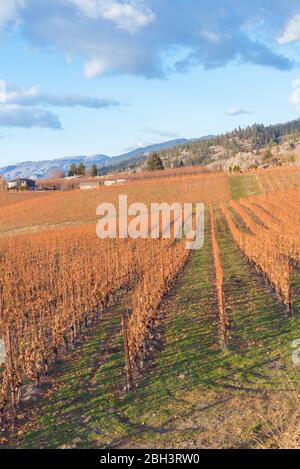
1;0;300;165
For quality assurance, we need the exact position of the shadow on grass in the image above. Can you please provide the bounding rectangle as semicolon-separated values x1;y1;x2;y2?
16;208;300;449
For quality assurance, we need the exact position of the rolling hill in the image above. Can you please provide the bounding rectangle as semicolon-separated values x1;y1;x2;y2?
0;139;194;180
3;118;300;181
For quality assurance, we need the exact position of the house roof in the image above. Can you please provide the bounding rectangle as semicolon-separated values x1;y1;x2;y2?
8;178;36;183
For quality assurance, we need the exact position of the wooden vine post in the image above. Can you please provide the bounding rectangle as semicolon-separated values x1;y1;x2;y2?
5;326;17;417
121;312;134;391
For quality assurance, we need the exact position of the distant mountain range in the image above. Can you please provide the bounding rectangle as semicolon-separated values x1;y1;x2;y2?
0;138;212;180
3;118;300;180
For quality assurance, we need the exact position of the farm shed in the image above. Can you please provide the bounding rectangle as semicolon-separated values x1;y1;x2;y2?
79;182;101;190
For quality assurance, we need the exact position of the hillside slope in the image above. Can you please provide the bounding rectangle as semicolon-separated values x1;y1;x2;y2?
0;139;192;180
156;119;300;171
2;119;300;180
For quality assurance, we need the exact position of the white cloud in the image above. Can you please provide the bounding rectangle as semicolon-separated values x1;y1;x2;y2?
67;0;154;32
5;85;39;103
0;0;26;31
290;79;300;109
225;107;253;116
0;82;119;129
292;78;300;88
199;30;221;45
278;14;300;45
0;104;61;129
0;0;296;78
4;84;120;108
84;58;110;78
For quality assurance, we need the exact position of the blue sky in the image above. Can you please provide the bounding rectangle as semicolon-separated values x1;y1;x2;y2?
1;0;300;166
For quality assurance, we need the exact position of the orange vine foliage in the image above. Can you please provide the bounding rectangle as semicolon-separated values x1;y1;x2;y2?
0;225;150;415
0;192;52;208
224;187;300;319
127;239;190;365
221;202;292;314
0;172;231;415
0;173;230;235
254;168;300;194
240;190;300;262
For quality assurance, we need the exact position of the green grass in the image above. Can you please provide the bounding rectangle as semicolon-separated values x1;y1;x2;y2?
19;303;126;448
230;174;260;200
18;220;219;448
13;206;300;449
215;209;300;385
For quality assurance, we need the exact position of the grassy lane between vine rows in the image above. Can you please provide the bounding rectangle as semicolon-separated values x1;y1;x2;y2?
5;206;300;449
229;174;260;200
7;214;221;448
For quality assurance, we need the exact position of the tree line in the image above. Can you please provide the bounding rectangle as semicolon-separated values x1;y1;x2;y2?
68;163;98;177
158;118;300;167
67;154;166;177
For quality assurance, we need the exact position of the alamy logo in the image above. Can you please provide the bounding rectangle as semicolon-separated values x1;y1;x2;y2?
96;195;204;250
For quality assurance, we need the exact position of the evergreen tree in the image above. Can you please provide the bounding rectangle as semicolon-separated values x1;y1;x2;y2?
68;163;78;177
91;163;98;177
147;152;164;171
78;162;86;176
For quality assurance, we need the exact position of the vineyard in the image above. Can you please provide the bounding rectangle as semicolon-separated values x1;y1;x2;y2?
0;191;54;209
0;172;229;235
1;168;300;448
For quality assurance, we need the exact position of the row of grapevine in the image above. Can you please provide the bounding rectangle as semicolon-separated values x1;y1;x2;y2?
0;226;139;418
0;192;51;208
0;173;230;234
229;199;265;236
122;207;199;381
254;168;300;194
221;202;292;315
0;224;186;418
240;193;300;262
224;188;300;321
0;172;231;417
125;240;190;372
